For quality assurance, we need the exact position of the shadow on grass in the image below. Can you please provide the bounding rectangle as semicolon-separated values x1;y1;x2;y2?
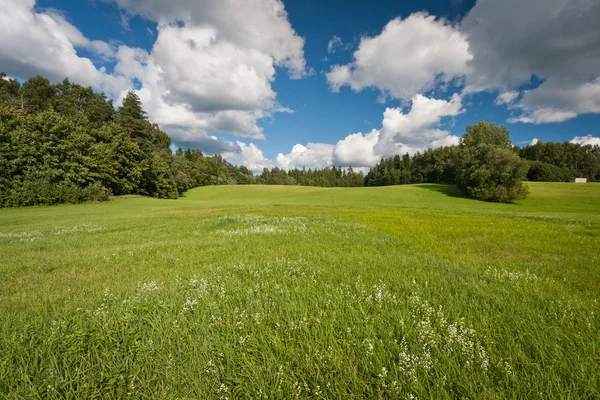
414;184;469;199
415;184;520;205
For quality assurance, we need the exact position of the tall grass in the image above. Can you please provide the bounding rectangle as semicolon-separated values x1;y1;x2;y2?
1;184;599;398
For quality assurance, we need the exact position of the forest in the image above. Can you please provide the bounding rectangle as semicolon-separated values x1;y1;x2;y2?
366;138;600;188
0;73;255;206
1;73;599;206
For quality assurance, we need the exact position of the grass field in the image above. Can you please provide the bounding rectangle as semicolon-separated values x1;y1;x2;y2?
1;183;599;398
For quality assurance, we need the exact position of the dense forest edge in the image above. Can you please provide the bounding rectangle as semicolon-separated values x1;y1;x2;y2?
1;73;599;206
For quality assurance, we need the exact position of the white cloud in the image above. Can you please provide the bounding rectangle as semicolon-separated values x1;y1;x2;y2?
0;0;129;95
151;25;276;114
326;12;471;100
508;78;600;124
327;35;343;54
0;0;307;149
107;0;308;145
113;23;288;143
222;142;274;172
508;109;578;125
105;0;307;78
332;129;380;167
462;0;600;123
276;93;463;170
376;93;464;155
325;1;600;125
570;135;600;147
431;135;460;148
495;90;519;105
529;138;540;146
276;143;334;170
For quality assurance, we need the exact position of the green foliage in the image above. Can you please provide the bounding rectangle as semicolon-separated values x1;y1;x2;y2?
457;146;530;202
140;152;178;199
460;120;512;149
366;121;535;203
520;140;600;182
54;78;115;126
365;146;460;187
0;73;258;207
20;75;56;113
526;160;574;182
1;180;110;207
0;73;22;108
456;121;529;202
258;165;364;187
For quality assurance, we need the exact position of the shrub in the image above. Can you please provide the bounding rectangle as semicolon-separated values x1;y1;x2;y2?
457;122;529;203
0;180;111;207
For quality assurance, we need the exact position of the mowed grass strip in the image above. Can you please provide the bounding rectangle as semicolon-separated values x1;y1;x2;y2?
0;183;599;398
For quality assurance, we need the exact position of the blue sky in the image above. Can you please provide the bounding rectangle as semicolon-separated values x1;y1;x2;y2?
2;0;599;171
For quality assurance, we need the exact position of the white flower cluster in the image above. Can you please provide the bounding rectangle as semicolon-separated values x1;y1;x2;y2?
0;230;43;242
138;281;160;293
217;215;310;237
53;224;105;235
486;267;541;284
0;224;105;243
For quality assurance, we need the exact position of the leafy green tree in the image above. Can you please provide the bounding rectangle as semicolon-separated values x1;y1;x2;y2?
0;73;22;109
0;72;266;207
140;152;178;199
21;76;56;113
457;121;529;202
460;120;511;149
54;79;115;126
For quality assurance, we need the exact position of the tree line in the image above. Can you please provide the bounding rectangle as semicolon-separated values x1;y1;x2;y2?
366;122;531;202
366;121;600;202
1;72;598;206
257;166;364;187
520;141;600;182
0;73;254;206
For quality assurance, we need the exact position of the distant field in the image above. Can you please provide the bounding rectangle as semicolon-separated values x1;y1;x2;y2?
1;183;599;398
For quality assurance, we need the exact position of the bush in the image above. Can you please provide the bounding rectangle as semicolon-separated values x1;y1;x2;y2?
0;180;111;207
457;122;529;203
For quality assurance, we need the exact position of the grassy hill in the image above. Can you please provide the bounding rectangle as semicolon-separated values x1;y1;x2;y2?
1;183;599;398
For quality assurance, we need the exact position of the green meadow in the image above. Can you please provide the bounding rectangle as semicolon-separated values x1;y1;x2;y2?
1;183;599;399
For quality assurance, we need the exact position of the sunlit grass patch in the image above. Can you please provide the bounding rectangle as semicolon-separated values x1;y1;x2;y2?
1;183;599;398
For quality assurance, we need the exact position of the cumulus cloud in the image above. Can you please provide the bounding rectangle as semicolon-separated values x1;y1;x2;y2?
0;0;128;95
112;23;289;144
326;12;471;100
508;79;600;124
570;135;600;147
462;0;600;123
104;0;307;78
376;93;464;156
152;25;276;114
276;93;463;170
0;0;307;149
529;138;540;146
107;0;308;145
332;129;380;167
276;143;335;170
431;135;461;148
326;1;600;124
222;142;274;172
